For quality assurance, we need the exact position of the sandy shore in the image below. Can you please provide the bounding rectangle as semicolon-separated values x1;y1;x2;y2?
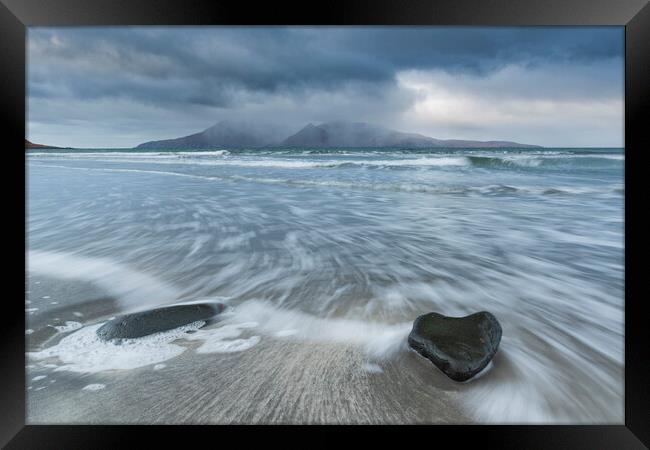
26;276;468;424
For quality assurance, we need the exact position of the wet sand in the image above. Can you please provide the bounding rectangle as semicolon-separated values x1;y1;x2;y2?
27;276;467;424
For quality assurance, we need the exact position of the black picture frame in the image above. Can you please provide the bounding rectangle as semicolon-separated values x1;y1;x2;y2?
2;0;648;447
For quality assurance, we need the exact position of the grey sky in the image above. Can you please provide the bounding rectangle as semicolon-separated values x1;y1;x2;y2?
27;26;624;148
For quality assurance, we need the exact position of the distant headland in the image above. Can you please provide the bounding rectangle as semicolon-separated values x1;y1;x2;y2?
25;139;71;150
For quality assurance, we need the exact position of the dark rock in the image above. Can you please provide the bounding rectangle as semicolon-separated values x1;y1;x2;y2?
408;311;502;382
97;303;224;341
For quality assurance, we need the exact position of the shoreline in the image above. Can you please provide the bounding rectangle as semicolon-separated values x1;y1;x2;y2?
27;276;469;424
25;150;624;424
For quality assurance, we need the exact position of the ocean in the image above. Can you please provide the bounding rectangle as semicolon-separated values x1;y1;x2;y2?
25;147;624;423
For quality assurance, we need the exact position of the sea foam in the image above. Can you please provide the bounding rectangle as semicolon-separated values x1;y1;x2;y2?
28;321;204;373
27;250;181;310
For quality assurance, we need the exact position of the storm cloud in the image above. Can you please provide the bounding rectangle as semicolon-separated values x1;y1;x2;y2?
27;26;623;148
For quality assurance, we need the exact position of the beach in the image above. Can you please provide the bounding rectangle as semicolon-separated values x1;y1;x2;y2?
26;147;624;424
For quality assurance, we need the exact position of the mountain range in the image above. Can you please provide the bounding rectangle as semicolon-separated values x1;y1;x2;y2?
136;120;541;149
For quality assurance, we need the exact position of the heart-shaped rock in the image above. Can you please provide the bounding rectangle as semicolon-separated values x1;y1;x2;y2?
97;302;224;341
408;311;502;382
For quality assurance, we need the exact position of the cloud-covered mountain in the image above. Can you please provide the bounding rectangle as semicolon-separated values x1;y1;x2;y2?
282;122;439;148
137;120;541;149
283;122;540;148
136;120;288;149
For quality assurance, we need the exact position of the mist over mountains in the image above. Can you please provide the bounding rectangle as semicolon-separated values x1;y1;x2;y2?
135;121;288;149
136;120;541;149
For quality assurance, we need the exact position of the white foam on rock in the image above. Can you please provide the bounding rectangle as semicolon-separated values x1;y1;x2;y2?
32;375;47;381
82;384;106;391
28;321;205;374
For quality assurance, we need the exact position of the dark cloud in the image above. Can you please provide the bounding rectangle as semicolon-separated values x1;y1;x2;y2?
29;27;623;102
27;26;623;147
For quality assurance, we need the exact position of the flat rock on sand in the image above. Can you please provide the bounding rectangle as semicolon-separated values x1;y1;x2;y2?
96;303;224;341
408;311;502;382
